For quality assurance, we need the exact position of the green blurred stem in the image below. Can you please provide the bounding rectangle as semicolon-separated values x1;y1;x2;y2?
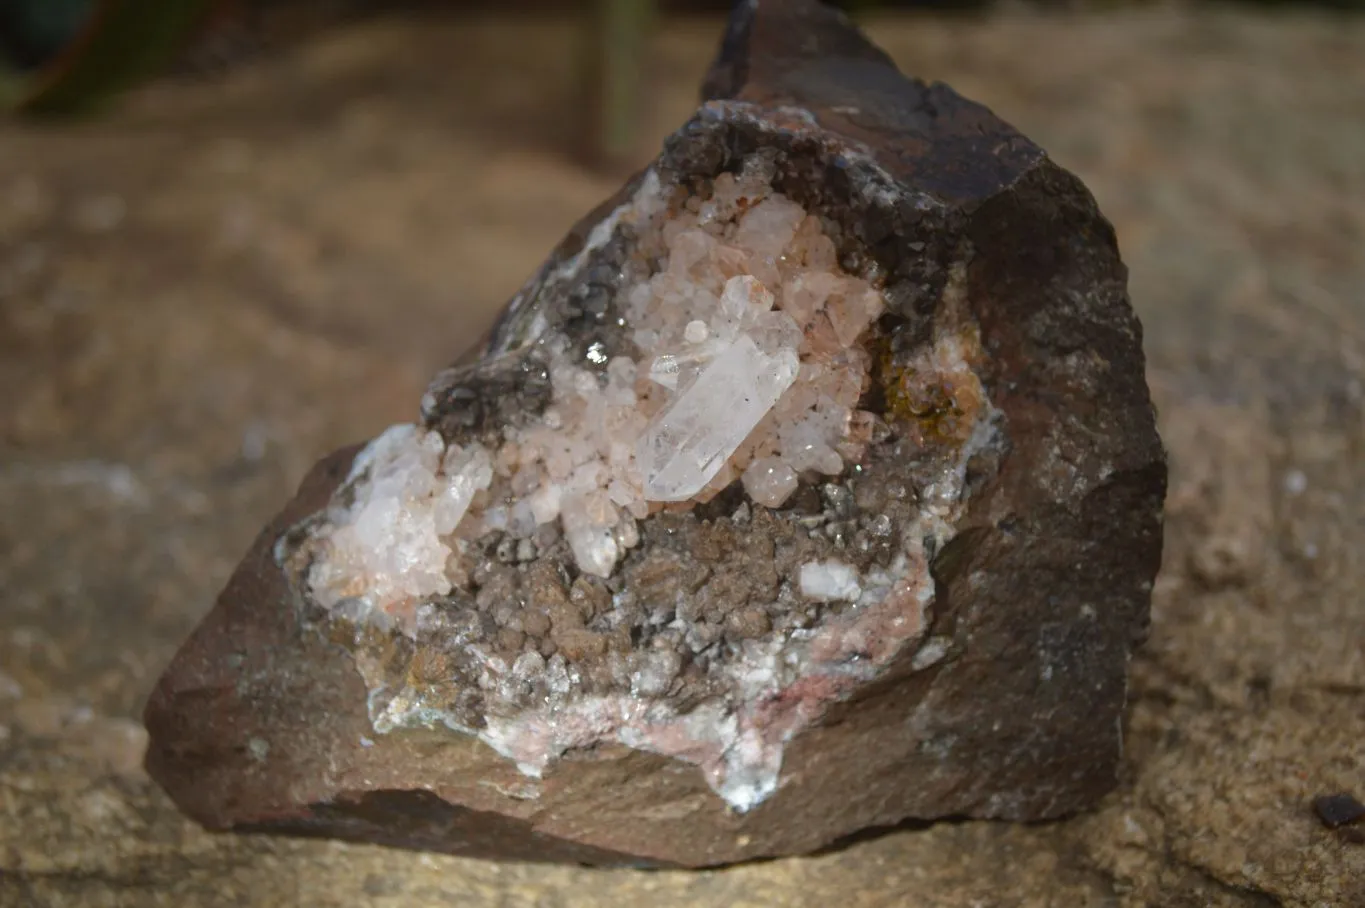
591;0;653;164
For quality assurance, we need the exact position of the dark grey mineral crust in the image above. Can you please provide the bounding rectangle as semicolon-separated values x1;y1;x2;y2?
143;0;1166;867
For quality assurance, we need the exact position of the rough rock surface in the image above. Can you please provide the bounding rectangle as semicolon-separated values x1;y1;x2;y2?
4;6;1362;906
140;0;1165;867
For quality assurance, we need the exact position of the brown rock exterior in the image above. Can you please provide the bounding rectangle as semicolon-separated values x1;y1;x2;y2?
143;0;1165;867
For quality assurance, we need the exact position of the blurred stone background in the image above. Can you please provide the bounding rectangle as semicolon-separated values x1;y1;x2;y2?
1;3;1363;907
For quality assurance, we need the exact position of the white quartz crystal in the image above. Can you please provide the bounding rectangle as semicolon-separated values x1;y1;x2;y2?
310;426;492;614
639;333;799;501
741;456;799;508
799;560;864;602
561;489;621;578
435;444;495;535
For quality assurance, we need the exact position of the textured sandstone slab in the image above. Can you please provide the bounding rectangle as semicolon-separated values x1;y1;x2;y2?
143;0;1165;867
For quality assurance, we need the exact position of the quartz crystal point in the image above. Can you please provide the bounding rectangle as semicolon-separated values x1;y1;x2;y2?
640;332;799;501
144;0;1166;868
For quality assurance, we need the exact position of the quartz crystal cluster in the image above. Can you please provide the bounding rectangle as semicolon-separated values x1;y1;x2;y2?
308;161;886;620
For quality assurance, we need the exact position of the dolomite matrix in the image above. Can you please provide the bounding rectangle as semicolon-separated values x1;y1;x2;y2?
144;0;1166;868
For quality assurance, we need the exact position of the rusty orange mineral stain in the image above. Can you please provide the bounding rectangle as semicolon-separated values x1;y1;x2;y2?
879;324;986;447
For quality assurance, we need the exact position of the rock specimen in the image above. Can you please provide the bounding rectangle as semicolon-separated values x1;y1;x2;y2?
143;0;1166;868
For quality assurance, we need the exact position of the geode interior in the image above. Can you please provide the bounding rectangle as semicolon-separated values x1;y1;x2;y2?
278;154;997;812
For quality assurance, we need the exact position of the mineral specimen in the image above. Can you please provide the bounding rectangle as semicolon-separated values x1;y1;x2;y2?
143;0;1166;867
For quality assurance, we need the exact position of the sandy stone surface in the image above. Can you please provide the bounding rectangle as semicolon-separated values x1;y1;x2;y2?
1;8;1361;906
